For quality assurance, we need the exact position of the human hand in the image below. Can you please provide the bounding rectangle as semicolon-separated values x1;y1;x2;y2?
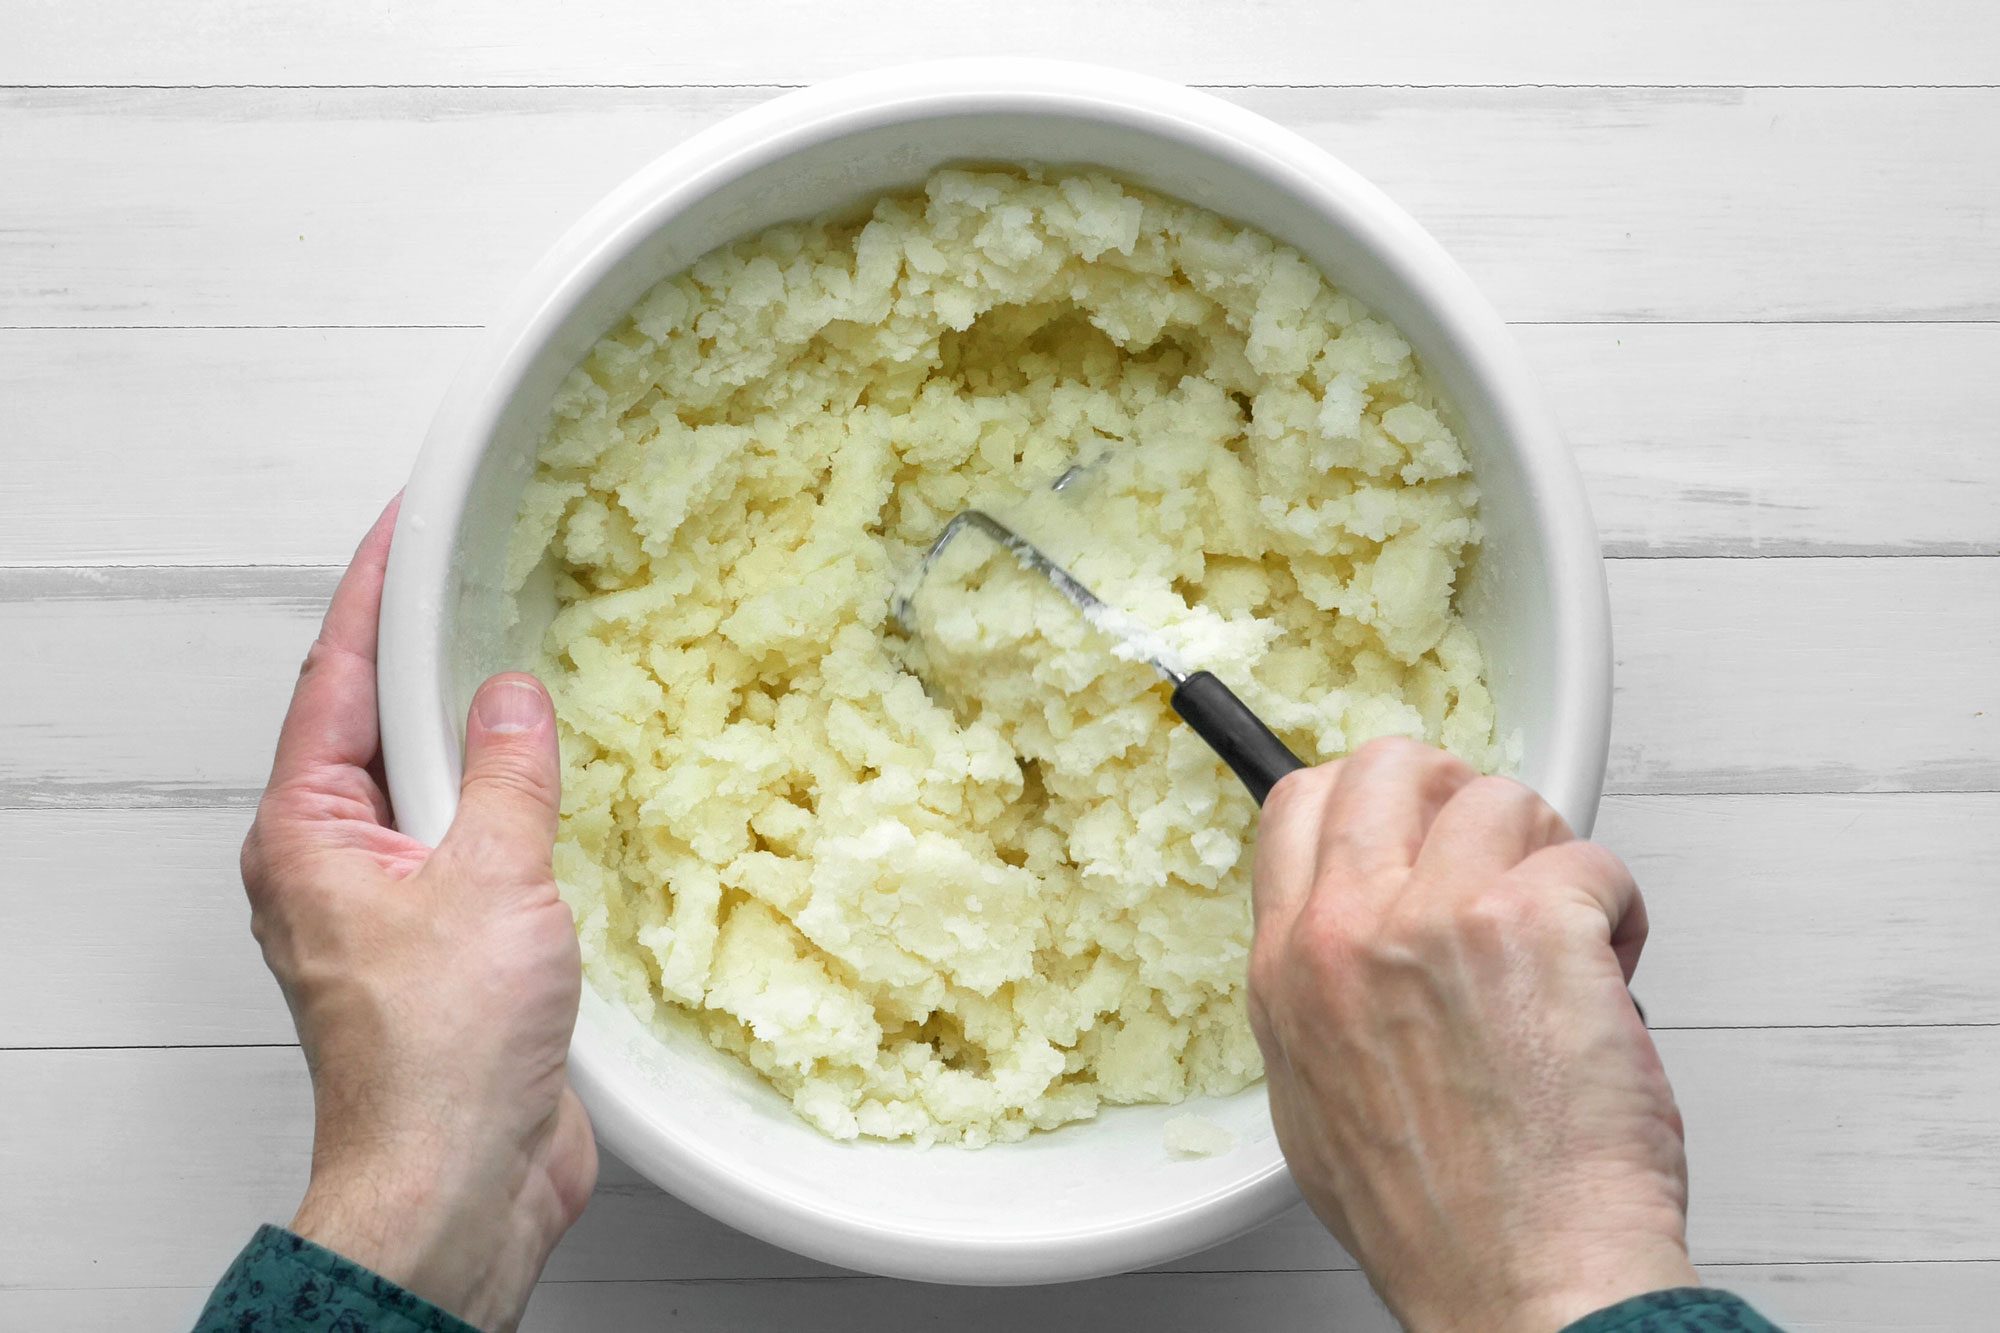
240;500;596;1332
1249;739;1695;1333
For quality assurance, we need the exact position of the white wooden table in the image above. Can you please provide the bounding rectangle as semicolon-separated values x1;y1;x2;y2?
4;4;1997;1328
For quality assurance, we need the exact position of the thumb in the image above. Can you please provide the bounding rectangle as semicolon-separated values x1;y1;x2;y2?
440;673;561;881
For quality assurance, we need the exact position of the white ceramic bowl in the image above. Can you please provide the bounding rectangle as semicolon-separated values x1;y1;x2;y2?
379;58;1611;1286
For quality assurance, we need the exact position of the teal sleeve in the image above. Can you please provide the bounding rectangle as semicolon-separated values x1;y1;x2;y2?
193;1224;482;1333
1561;1287;1784;1332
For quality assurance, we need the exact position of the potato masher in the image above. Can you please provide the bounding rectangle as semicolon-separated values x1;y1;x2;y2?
892;508;1307;805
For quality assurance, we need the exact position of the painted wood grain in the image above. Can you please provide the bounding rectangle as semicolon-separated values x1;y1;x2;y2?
1596;794;2000;1029
1526;323;2000;558
7;794;1995;1050
0;567;323;810
5;1262;1996;1333
3;88;1997;327
1;0;1993;1324
5;0;1997;88
2;558;1992;810
0;808;281;1047
1604;557;1999;794
0;328;463;568
503;1263;2000;1333
6;324;1996;568
4;1032;1995;1297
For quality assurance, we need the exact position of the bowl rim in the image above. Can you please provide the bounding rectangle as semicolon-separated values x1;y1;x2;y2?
379;56;1612;1285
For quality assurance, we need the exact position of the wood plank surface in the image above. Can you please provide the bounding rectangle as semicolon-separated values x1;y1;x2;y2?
5;1261;1996;1333
1532;323;2000;559
0;808;278;1047
0;568;319;809
3;88;1997;328
7;794;1995;1050
1604;557;1999;795
6;1;1997;1321
3;558;1992;810
1598;794;2000;1028
4;1032;1994;1296
508;1263;2000;1333
0;328;462;567
5;324;1996;568
4;0;1995;88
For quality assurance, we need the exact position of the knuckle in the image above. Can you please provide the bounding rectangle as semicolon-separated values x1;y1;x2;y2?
1583;840;1632;883
1374;893;1449;949
1427;746;1476;786
1461;885;1542;935
1464;773;1535;807
1447;773;1551;829
441;820;554;885
1373;881;1546;959
468;750;558;807
1413;887;1547;961
1244;984;1276;1046
1290;899;1369;972
1537;799;1577;845
1347;735;1471;789
1262;763;1332;822
247;903;276;950
1247;937;1285;1004
297;637;333;680
239;812;300;906
1351;734;1425;764
1536;838;1629;888
1310;847;1401;901
238;821;266;889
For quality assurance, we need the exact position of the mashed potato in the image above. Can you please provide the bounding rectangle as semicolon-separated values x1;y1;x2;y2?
1163;1113;1237;1159
509;168;1499;1147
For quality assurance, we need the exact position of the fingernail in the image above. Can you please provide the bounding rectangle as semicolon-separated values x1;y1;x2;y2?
473;677;548;735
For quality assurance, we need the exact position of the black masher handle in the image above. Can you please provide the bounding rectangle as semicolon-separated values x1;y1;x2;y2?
1169;670;1309;806
1171;673;1645;1013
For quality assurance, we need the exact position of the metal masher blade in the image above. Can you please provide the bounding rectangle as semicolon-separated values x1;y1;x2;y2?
891;509;1185;686
891;507;1307;805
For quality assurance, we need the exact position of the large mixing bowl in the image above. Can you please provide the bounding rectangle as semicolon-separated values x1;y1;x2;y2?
378;58;1612;1286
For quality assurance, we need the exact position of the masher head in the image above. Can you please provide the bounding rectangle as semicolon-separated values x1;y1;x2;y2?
891;508;1186;686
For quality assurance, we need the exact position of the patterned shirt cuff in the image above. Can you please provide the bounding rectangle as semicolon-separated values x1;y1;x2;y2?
1561;1287;1784;1333
193;1224;483;1333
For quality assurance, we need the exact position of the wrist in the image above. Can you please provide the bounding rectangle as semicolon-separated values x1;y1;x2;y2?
1394;1236;1700;1333
290;1145;567;1333
1510;1251;1702;1333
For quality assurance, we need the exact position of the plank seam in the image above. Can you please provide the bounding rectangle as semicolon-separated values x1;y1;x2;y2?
3;82;1998;91
7;319;2000;332
0;324;483;332
3;789;1993;813
8;553;1995;568
11;316;2000;328
9;1020;1996;1053
10;1257;1978;1294
8;790;1998;814
0;1043;298;1053
4;552;1996;573
3;1257;1994;1297
4;553;1996;577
